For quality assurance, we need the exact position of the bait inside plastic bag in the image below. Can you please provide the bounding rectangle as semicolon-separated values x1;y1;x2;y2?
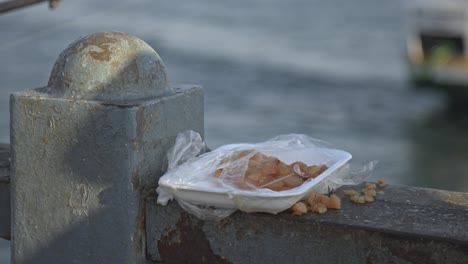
157;130;376;220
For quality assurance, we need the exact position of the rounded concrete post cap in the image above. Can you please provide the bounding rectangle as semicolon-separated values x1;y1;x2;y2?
47;32;170;101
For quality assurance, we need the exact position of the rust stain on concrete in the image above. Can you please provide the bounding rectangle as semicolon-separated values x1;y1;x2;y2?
89;43;112;61
66;32;135;62
435;192;468;208
158;213;231;264
385;240;437;264
134;190;147;260
73;32;119;54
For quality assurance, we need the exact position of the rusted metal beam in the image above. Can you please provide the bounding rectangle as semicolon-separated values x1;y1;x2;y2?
0;0;59;14
0;144;10;240
147;184;468;263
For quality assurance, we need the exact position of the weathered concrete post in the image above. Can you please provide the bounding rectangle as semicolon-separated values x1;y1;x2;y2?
10;32;204;263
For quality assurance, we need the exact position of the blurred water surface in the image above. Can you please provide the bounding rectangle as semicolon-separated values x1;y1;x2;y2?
1;0;468;261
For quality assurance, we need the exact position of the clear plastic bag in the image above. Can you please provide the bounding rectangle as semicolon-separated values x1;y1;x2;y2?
157;130;375;220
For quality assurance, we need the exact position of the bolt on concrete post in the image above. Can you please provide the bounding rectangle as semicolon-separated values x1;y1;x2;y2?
10;32;204;264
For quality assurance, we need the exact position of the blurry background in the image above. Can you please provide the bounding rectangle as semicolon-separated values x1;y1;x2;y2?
1;0;468;262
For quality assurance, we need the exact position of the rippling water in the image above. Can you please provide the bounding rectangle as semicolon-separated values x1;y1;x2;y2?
1;0;468;261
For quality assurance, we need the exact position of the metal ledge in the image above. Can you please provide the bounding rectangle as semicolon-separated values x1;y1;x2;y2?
146;184;468;263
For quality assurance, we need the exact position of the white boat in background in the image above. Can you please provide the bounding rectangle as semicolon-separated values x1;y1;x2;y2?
406;0;468;89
